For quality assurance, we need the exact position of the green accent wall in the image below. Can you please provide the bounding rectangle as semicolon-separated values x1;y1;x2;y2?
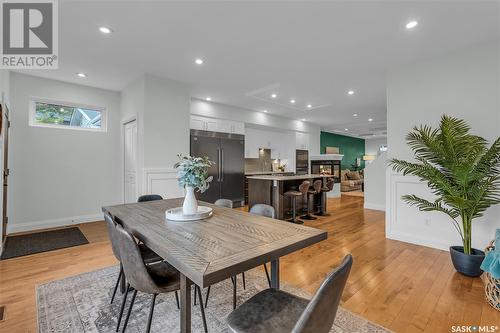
320;132;366;170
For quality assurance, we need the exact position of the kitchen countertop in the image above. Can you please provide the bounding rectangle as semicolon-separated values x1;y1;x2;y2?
244;171;294;175
246;174;327;181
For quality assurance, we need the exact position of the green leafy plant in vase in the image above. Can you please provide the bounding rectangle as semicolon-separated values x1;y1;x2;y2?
174;154;214;215
390;115;500;277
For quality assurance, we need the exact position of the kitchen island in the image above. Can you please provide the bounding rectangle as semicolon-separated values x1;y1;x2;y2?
246;174;329;220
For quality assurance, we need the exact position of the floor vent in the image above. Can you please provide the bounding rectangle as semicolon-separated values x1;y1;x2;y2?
0;305;5;321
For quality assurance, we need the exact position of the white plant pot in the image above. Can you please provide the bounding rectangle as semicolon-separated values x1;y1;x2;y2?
182;186;198;215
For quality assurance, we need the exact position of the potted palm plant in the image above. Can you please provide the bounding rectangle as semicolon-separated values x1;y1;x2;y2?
174;154;214;215
390;115;500;277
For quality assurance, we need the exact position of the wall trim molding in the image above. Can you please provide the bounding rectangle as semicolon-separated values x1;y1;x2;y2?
364;202;385;211
142;168;183;199
386;230;451;252
7;213;103;234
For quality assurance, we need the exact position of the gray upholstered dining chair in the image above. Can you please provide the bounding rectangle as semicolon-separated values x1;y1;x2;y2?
104;214;162;303
249;204;276;288
214;198;233;208
226;254;353;333
114;224;208;333
137;194;163;202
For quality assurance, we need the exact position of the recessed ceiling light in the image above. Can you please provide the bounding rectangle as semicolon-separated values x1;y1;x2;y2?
347;90;355;95
271;93;277;98
206;97;212;101
368;118;373;122
195;58;204;65
307;104;312;108
344;128;349;131
290;99;296;104
406;20;418;29
353;113;358;117
98;26;113;34
263;110;268;113
76;72;87;78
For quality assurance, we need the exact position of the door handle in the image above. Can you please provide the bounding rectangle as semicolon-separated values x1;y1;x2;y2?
220;149;224;182
217;149;221;181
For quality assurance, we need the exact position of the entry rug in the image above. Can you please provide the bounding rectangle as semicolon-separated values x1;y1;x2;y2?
37;266;392;333
1;227;89;260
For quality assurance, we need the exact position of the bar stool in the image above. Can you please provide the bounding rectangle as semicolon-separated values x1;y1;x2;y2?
315;178;334;216
284;183;307;224
301;180;322;220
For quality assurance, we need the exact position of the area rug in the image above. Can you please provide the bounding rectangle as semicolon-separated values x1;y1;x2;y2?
1;227;89;260
37;266;391;333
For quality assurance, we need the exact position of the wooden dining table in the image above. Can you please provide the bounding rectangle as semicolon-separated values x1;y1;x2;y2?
102;198;327;333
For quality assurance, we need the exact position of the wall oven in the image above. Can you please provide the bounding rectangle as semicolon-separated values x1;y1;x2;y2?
295;150;309;175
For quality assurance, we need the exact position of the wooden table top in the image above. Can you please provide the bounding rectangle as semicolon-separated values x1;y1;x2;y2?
102;198;327;287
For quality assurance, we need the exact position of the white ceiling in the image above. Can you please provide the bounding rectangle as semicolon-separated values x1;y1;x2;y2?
19;0;499;137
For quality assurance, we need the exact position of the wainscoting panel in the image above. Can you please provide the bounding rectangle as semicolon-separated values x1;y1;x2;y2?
386;173;457;251
143;168;183;199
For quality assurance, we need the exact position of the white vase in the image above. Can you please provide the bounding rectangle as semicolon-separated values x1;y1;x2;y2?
183;186;198;215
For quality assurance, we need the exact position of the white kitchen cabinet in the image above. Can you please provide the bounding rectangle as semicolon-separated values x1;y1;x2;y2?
190;116;206;131
295;132;310;150
190;115;244;135
230;121;245;135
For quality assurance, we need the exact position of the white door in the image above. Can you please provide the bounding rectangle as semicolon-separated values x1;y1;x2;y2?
124;120;137;203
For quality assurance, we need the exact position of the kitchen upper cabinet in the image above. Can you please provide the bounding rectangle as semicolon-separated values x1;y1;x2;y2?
190;116;244;135
295;132;310;150
244;127;261;158
190;116;206;131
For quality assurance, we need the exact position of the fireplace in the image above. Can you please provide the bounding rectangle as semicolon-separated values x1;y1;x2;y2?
310;154;344;183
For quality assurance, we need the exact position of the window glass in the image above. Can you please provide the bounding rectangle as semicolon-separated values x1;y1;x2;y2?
33;101;103;130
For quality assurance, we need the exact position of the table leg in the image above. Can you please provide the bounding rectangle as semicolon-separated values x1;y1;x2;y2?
180;274;191;333
271;259;280;289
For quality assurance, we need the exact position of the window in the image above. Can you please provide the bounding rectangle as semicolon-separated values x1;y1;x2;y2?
30;98;106;132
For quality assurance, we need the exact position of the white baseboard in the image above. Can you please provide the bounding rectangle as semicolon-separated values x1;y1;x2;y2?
364;202;385;211
386;231;451;252
6;213;104;234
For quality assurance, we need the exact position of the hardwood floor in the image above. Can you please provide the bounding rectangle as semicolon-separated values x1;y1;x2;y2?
0;196;498;332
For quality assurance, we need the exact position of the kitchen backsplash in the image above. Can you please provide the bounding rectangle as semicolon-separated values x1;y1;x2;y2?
245;148;282;173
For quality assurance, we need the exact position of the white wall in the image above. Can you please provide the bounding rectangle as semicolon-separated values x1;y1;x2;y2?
365;137;387;157
121;74;190;200
191;98;321;156
8;73;121;233
386;42;499;251
364;151;386;211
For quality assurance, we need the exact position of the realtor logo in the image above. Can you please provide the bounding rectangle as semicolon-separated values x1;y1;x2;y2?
1;0;58;68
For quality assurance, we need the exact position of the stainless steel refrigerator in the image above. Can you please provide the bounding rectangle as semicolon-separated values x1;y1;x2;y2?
190;130;245;207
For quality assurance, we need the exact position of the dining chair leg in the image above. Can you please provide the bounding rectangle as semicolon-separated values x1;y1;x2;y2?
232;275;237;310
121;289;138;333
196;286;208;333
263;264;271;288
116;283;130;332
242;272;246;290
174;290;180;310
119;265;126;293
204;286;211;308
194;287;197;305
145;294;157;333
111;266;123;304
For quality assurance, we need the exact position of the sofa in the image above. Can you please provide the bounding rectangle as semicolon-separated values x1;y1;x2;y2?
340;169;364;192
